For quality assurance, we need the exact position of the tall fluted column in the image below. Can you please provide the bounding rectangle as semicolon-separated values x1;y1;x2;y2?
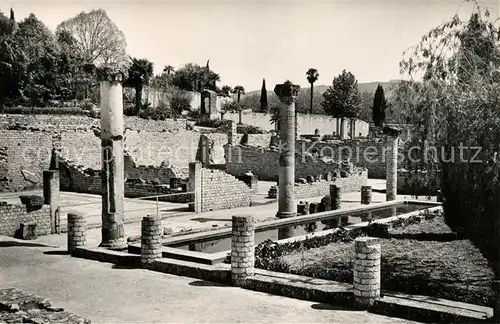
98;65;127;250
274;81;300;218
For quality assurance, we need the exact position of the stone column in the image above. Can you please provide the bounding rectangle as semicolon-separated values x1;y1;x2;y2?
336;118;341;137
350;119;356;139
238;109;243;125
353;237;381;310
386;136;398;201
98;65;127;250
43;170;59;234
274;81;300;219
141;215;162;266
294;111;300;140
231;215;255;286
340;118;346;139
228;120;237;146
188;162;202;213
67;212;86;253
330;185;342;210
361;186;372;205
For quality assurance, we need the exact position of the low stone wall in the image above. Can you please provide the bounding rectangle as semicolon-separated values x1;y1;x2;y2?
294;170;368;198
0;203;50;237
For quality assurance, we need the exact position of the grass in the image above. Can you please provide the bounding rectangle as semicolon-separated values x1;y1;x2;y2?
280;215;495;307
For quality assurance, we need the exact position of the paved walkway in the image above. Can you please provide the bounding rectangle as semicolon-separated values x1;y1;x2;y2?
0;237;420;323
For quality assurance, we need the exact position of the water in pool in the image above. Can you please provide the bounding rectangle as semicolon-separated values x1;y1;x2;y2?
170;203;430;254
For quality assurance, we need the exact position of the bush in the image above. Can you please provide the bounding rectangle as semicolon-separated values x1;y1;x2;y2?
2;106;89;116
237;124;267;134
80;99;94;111
195;118;230;128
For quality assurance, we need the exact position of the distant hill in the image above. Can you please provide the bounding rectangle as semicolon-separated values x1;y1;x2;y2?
243;80;402;99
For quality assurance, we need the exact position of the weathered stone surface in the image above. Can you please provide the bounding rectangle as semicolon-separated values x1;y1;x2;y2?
21;170;38;184
0;288;90;324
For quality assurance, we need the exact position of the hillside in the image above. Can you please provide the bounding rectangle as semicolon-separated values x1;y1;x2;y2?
243;80;401;99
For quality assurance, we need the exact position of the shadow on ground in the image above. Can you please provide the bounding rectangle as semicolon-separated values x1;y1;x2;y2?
190;218;232;223
311;303;348;311
188;280;229;287
43;250;71;255
112;264;137;270
0;240;53;248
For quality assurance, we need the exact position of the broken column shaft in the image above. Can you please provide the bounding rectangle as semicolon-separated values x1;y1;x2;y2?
274;81;300;218
98;65;127;250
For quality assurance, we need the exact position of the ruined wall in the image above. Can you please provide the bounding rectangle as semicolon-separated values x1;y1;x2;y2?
223;111;369;137
0;114;186;132
294;170;368;198
0;203;50;237
225;143;368;182
0;130;54;191
201;168;253;212
294;138;392;179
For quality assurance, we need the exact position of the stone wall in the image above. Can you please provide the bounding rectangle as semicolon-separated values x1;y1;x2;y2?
0;114;187;132
201;168;253;212
294;138;391;179
294;170;368;198
225;144;369;182
0;130;53;191
0;203;50;237
223;111;369;137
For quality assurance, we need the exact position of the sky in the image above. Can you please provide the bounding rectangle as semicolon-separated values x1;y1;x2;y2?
1;0;499;91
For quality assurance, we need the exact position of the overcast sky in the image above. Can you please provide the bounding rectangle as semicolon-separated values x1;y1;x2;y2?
2;0;499;90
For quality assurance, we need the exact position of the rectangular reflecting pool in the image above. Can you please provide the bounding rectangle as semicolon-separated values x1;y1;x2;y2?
170;203;431;254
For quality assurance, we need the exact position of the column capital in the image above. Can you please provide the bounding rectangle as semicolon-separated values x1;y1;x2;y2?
274;81;300;105
96;64;128;82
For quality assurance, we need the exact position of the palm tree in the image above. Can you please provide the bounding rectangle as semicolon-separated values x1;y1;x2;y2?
163;65;174;75
233;85;245;103
306;68;319;114
125;57;154;115
221;85;232;97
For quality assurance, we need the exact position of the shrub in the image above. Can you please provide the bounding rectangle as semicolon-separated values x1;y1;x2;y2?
80;99;94;111
195;118;230;128
237;124;267;134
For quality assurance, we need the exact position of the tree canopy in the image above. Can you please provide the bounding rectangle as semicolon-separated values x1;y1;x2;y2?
56;9;127;66
322;70;361;118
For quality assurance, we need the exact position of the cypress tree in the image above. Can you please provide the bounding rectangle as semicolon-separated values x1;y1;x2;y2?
9;8;14;21
372;84;387;127
260;78;268;112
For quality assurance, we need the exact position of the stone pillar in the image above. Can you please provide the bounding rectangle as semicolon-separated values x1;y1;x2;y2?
294;111;300;140
228;120;237;146
43;170;59;234
98;65;127;250
330;185;342;210
361;186;372;205
141;215;162;266
231;215;255;286
386;136;398;201
353;237;381;310
274;81;300;219
336;118;341;137
350;119;356;139
238;110;243;125
67;212;86;253
188;162;202;213
340;118;346;139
